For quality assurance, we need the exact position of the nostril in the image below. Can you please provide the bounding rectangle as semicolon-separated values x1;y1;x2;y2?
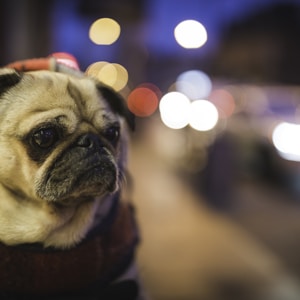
77;134;96;148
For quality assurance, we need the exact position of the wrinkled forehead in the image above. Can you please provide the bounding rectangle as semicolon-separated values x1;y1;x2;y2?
0;71;119;134
0;66;134;130
16;71;114;112
24;71;108;109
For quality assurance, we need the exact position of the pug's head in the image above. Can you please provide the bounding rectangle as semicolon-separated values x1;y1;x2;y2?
0;66;134;248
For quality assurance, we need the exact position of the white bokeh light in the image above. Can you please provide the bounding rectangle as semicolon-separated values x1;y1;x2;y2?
189;100;219;131
272;122;300;161
159;92;190;129
176;70;212;100
174;20;207;49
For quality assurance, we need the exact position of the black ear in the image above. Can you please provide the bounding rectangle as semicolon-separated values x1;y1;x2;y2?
98;84;135;131
0;69;22;95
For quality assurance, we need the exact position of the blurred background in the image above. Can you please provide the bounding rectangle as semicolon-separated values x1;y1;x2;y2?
2;0;300;299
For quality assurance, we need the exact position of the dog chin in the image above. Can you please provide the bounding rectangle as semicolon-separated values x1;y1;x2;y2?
43;199;100;248
44;191;118;249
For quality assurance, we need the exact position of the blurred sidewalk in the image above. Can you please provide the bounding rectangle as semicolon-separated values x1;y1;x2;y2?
128;121;300;300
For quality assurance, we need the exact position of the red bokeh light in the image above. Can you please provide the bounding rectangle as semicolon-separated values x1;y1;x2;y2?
127;83;160;117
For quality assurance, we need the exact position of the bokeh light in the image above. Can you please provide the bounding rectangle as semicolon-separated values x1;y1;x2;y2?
272;122;300;161
174;20;207;49
176;70;212;100
97;63;118;87
127;84;160;117
111;64;128;91
89;18;121;45
86;61;107;77
189;100;219;131
86;61;128;91
209;89;236;118
159;92;190;129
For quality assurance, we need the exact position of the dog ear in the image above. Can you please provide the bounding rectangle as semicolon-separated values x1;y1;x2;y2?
0;69;22;95
98;84;135;131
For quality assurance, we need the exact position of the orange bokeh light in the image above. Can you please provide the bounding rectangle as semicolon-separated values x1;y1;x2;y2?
127;84;160;117
209;89;236;118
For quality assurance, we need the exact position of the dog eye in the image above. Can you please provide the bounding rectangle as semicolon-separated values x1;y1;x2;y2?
103;125;120;146
32;127;59;148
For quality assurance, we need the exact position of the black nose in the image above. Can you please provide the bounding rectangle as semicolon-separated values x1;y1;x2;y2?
76;133;101;149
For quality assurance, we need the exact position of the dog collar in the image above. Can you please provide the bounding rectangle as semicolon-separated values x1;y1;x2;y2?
0;199;140;297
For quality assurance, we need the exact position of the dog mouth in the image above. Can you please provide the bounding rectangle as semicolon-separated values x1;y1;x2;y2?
37;150;118;205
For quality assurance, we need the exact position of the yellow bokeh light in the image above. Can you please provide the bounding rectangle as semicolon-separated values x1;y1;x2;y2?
99;63;118;87
174;20;207;49
112;64;128;91
89;18;121;45
86;61;128;91
86;61;108;77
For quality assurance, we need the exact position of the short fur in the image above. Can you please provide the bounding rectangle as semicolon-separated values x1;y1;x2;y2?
0;68;132;249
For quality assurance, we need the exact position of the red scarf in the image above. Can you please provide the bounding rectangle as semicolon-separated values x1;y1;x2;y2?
0;201;139;297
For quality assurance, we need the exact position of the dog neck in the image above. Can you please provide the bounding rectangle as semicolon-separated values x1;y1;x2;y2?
0;194;139;297
16;193;121;252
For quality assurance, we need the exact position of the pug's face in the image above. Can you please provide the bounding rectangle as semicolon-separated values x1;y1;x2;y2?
0;68;133;248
